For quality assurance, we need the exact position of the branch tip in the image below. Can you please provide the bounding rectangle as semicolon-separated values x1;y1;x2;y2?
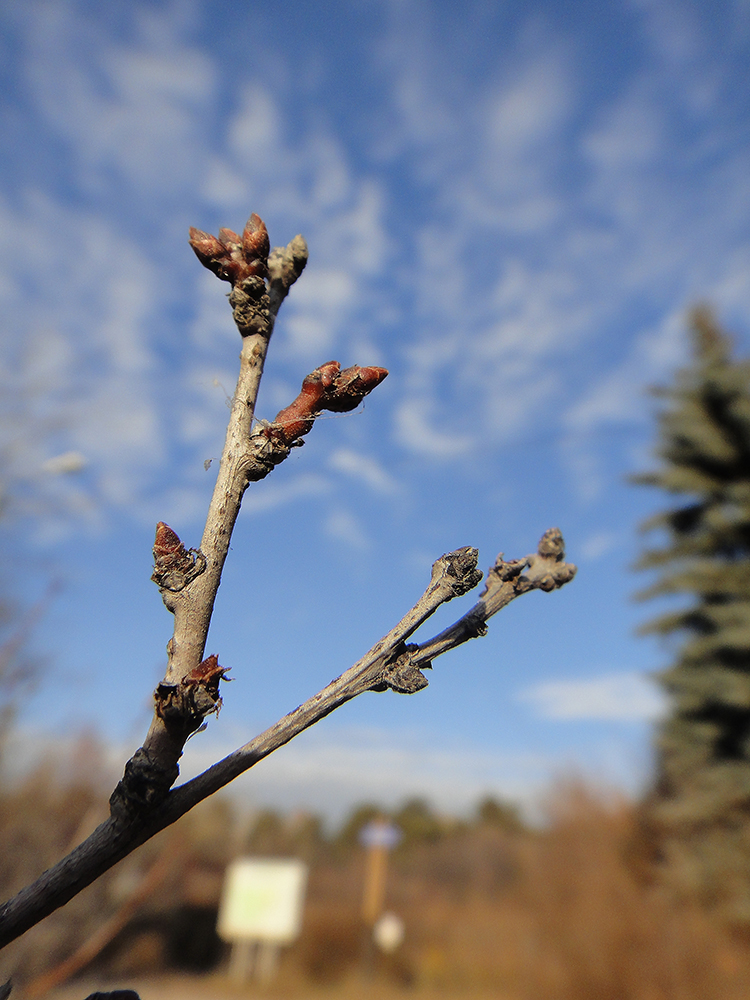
189;214;270;287
242;212;270;260
431;546;483;598
261;360;388;449
537;526;566;560
504;527;577;595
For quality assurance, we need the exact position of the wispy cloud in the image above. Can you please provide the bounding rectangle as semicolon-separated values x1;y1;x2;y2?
373;1;750;477
2;1;393;537
394;399;475;457
5;0;750;545
324;507;372;551
519;671;666;722
328;448;399;495
241;474;331;516
578;530;619;562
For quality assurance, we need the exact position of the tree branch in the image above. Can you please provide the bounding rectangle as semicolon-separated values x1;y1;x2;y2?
0;531;574;949
0;212;577;954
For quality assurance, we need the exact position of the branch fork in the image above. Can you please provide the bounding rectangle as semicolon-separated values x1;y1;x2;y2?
0;213;577;956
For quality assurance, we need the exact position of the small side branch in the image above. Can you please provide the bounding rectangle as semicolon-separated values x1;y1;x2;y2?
410;527;576;667
245;360;388;481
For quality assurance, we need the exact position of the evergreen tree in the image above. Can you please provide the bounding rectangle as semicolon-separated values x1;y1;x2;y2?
635;307;750;922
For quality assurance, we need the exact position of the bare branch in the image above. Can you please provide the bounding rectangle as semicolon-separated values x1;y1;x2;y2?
23;842;177;998
0;213;577;957
0;532;574;948
409;527;577;667
110;216;331;819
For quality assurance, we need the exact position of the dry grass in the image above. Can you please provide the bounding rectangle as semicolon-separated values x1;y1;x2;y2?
8;770;750;999
284;783;750;999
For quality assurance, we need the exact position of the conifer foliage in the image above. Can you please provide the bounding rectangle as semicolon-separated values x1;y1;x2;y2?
635;308;750;922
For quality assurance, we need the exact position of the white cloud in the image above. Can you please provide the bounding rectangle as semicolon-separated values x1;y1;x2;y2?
578;530;619;561
241;474;331;516
0;192;168;527
328;448;399;495
7;718;653;829
519;671;666;722
324;507;371;551
25;4;215;194
180;723;554;824
484;54;573;178
282;268;356;356
394;399;475;458
5;721;555;825
215;85;390;364
40;450;87;476
228;84;281;161
373;5;750;481
631;0;702;72
565;310;686;435
6;0;750;548
1;4;391;537
202;159;249;207
583;85;665;169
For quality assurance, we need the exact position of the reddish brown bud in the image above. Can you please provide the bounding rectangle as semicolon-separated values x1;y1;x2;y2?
153;522;186;560
152;522;206;592
188;228;225;263
242;213;270;259
184;654;231;716
188;227;218;249
186;653;229;687
218;227;241;249
326;364;389;412
188;214;271;287
265;361;389;446
155;652;230;728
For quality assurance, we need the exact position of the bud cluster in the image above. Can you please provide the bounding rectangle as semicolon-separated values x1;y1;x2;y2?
188;213;270;286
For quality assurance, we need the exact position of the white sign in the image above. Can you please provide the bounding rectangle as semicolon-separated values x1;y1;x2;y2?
217;858;308;944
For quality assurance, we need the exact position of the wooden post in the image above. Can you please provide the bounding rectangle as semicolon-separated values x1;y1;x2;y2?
359;820;401;977
362;839;389;925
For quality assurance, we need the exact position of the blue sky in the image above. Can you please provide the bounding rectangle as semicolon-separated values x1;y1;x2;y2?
2;0;750;822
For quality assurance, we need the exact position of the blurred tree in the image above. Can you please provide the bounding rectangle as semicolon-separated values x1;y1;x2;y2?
0;588;54;761
635;307;750;922
475;795;524;833
392;798;443;846
335;803;383;851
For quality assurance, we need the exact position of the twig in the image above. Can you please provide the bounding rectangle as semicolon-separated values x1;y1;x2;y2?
110;218;311;816
409;527;576;667
0;213;577;952
0;531;574;948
